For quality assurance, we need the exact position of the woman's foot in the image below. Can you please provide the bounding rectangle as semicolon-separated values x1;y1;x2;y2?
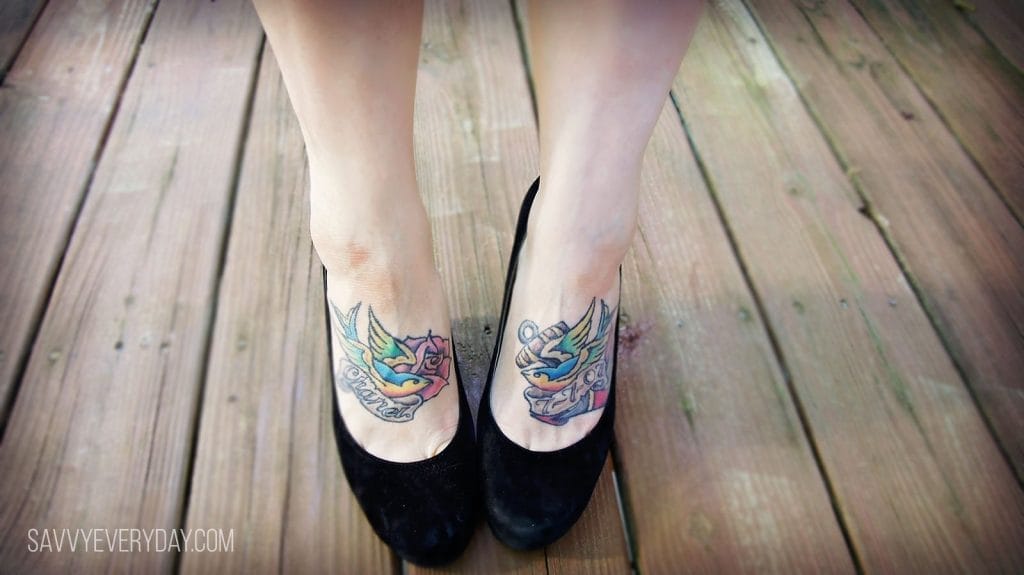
489;177;632;452
315;178;460;464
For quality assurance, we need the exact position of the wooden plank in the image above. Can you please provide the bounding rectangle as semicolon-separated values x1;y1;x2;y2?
963;0;1024;72
546;460;633;575
179;49;396;574
0;0;155;426
613;104;856;573
413;525;548;575
0;0;263;572
410;0;630;572
0;0;47;77
409;0;547;572
509;1;853;572
845;0;1024;221
748;0;1024;489
672;1;1024;571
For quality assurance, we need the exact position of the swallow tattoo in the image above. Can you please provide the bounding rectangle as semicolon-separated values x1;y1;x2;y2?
516;298;615;426
331;301;451;422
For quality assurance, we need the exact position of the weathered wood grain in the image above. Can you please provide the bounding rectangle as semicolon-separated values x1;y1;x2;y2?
179;48;396;575
0;0;46;77
0;0;263;572
415;0;538;413
413;525;547;575
414;477;628;575
412;0;635;572
505;2;854;573
747;0;1024;487
409;0;563;572
963;0;1024;72
3;0;1019;571
612;102;856;574
671;1;1024;571
846;0;1024;221
546;460;632;575
0;0;155;427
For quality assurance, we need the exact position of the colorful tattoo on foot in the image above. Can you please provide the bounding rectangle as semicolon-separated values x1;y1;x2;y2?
330;301;451;423
516;298;616;426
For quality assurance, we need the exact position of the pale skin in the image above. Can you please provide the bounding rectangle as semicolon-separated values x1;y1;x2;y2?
251;0;705;461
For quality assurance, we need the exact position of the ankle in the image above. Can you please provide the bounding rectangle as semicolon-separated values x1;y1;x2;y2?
306;150;423;237
314;226;440;311
518;232;627;302
522;185;636;288
308;167;433;272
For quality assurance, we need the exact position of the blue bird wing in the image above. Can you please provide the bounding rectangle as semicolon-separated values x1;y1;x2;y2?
331;302;374;374
580;301;614;369
372;358;430;387
366;306;417;368
551;299;596;357
540;356;580;380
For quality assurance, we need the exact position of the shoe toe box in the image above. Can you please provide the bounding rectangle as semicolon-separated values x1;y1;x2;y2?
485;482;594;551
381;495;477;566
335;414;480;566
480;426;611;550
345;449;480;566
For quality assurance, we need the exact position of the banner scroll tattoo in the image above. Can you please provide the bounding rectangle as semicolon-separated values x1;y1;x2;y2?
330;301;450;423
516;298;616;426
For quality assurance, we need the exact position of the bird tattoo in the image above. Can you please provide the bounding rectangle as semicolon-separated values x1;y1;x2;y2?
331;301;451;422
516;298;615;425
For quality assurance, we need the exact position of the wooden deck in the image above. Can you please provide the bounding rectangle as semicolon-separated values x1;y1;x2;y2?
1;0;1023;573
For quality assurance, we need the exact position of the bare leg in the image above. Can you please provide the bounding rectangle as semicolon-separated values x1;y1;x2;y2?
253;0;458;462
492;0;705;450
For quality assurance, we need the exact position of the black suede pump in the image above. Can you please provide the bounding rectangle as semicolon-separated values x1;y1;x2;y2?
321;267;479;566
478;177;621;550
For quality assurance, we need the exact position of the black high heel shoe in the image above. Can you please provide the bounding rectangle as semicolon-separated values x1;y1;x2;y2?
321;266;479;566
477;178;621;550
